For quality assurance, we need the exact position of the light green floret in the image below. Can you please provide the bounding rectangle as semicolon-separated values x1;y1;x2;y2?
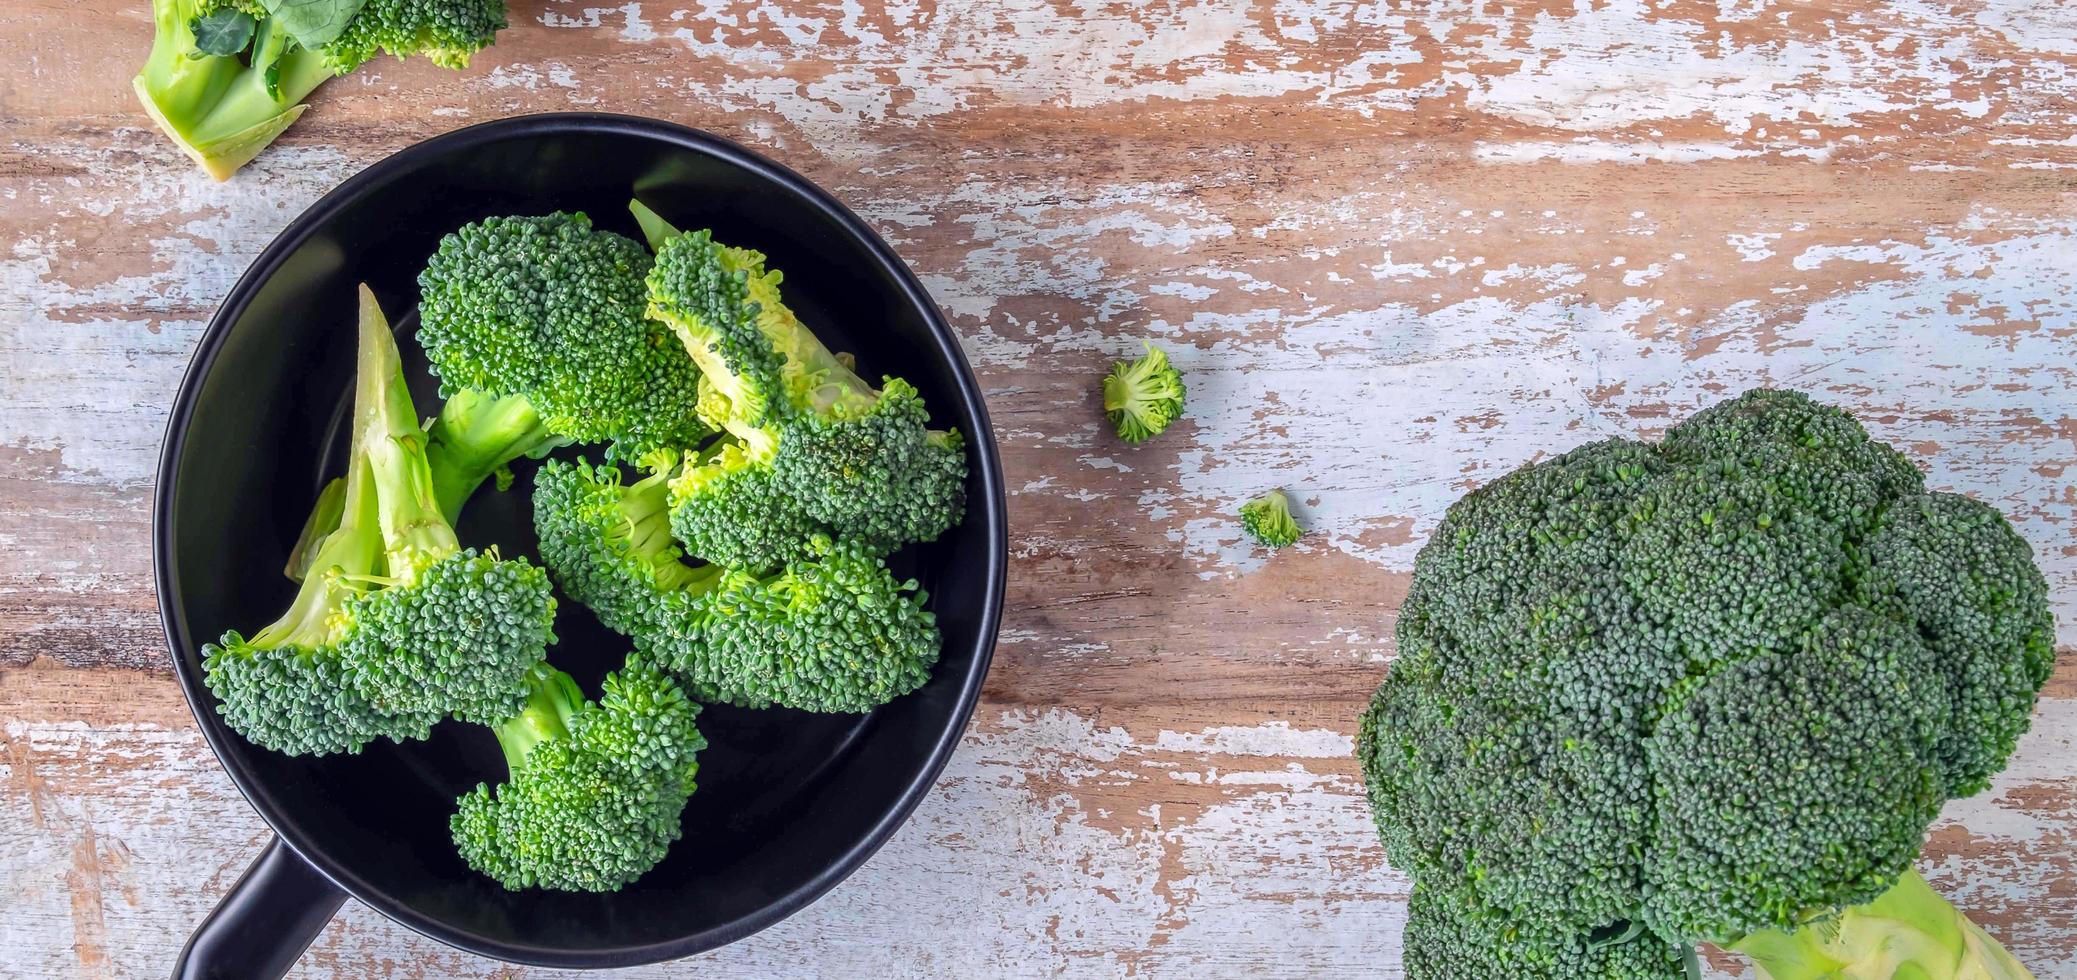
640;207;967;569
417;212;709;461
1359;387;2053;979
452;658;706;892
204;288;557;753
533;459;941;713
1102;342;1185;444
1238;489;1301;548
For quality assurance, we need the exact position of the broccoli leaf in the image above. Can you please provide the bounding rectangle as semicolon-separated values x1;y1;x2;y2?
261;0;369;48
188;9;257;57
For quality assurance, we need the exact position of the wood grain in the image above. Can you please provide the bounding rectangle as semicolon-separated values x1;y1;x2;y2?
2;0;2073;976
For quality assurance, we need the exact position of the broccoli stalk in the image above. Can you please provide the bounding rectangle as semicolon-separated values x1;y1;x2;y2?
203;286;557;754
424;386;567;518
452;657;707;891
134;0;336;180
533;459;941;712
1729;870;2031;980
641;214;966;568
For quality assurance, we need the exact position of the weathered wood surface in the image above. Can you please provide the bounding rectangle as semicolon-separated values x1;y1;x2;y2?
4;0;2075;976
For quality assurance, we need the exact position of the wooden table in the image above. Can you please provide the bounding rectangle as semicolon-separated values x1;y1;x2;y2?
4;1;2073;976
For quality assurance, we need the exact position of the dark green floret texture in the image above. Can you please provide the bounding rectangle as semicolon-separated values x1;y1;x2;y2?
339;548;557;726
1358;387;2055;977
417;212;709;459
452;658;706;892
1405;884;1691;979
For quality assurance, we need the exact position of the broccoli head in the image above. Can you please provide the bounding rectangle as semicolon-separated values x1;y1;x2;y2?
532;459;941;712
452;657;706;891
1102;342;1185;444
417;212;709;460
1358;388;2054;978
203;287;556;754
640;213;966;567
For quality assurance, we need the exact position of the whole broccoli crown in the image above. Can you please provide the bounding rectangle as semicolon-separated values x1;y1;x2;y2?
321;0;506;72
417;212;706;457
203;626;439;755
667;440;826;570
769;378;968;554
1360;388;2056;948
1102;342;1185;444
451;656;705;891
532;459;690;637
646;230;788;429
652;536;941;712
1404;884;1690;980
1238;489;1301;548
339;549;557;726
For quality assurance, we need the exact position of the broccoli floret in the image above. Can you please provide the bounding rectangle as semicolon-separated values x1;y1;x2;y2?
533;459;941;712
1238;489;1302;548
417;212;709;460
666;436;825;572
133;0;506;180
639;211;966;565
1102;342;1185;444
452;657;705;891
203;287;556;754
1359;388;2053;978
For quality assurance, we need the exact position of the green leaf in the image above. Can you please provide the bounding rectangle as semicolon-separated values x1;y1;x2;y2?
260;0;369;48
187;9;257;57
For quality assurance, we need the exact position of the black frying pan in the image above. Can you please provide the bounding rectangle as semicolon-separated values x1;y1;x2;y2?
153;114;1006;976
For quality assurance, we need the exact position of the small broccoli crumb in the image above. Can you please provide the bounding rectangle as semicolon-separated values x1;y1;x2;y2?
1101;342;1186;444
1239;489;1302;548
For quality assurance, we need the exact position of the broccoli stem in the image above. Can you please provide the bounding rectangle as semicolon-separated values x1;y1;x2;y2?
425;388;569;523
134;1;337;180
355;286;462;564
1728;870;2033;980
253;458;382;650
618;465;724;594
489;662;584;770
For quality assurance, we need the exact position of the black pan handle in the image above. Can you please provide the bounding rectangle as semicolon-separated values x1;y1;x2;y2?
174;837;347;980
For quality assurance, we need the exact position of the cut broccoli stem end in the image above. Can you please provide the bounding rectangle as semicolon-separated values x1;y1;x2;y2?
1727;870;2034;980
490;663;583;771
426;388;569;523
134;3;335;180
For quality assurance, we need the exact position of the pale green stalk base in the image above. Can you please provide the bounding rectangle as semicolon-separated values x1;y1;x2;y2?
1729;871;2034;980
